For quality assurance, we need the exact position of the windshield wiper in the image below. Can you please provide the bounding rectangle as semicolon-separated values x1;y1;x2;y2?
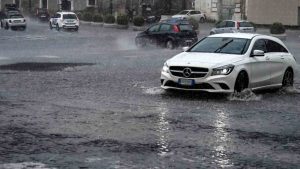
214;39;234;53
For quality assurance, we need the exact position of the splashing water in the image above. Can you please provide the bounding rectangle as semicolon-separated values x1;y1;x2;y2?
143;87;164;95
279;86;300;94
228;89;262;101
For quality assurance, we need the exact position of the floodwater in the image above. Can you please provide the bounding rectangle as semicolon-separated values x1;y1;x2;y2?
0;20;299;168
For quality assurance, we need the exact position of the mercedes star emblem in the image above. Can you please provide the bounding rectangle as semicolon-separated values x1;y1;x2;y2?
183;68;192;78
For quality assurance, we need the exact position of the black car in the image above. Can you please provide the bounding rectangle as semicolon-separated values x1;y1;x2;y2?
35;8;50;22
135;19;198;49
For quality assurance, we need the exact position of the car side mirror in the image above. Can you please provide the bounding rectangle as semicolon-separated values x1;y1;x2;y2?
252;50;265;57
182;46;189;52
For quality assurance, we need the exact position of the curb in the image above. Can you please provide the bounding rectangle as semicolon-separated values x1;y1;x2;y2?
116;24;129;29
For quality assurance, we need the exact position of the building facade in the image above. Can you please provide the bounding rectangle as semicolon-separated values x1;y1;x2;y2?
246;0;300;26
195;0;300;26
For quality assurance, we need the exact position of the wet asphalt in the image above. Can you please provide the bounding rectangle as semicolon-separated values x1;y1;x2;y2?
0;19;300;169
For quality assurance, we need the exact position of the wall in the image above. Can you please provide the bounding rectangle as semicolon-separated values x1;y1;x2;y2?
246;0;299;26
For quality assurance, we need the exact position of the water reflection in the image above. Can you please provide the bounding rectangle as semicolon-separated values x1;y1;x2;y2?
156;103;171;156
213;106;233;168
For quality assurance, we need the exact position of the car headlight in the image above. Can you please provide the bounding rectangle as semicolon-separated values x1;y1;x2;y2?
211;65;234;76
162;62;169;73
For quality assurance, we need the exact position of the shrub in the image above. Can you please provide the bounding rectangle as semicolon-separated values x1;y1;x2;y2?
133;16;145;26
93;14;103;22
270;22;285;34
189;18;199;30
117;15;129;25
83;12;93;22
104;15;115;24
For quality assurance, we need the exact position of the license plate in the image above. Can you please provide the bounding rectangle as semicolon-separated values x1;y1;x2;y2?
14;20;21;23
178;79;194;86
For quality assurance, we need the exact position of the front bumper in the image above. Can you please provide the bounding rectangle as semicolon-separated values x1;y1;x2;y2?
160;70;238;93
8;22;26;27
62;24;79;29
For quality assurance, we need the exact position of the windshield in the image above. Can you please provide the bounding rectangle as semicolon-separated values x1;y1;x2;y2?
9;14;23;18
189;37;250;55
63;14;77;19
177;10;189;15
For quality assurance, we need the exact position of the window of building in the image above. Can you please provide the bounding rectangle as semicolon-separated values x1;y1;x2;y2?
87;0;96;6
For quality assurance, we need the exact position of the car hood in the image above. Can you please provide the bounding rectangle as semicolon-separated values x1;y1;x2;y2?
167;52;244;68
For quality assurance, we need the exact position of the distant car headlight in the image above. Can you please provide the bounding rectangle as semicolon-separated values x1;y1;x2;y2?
162;62;169;73
211;65;234;76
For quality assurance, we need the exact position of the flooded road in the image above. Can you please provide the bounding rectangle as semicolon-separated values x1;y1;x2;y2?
0;20;300;168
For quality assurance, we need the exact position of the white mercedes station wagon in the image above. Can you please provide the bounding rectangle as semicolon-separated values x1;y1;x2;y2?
161;33;298;93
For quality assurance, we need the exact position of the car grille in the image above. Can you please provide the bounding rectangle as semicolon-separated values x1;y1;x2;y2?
169;66;209;78
164;81;215;90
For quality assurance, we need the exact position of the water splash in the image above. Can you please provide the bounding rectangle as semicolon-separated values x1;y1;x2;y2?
143;87;164;95
0;162;56;169
279;86;300;94
228;89;262;101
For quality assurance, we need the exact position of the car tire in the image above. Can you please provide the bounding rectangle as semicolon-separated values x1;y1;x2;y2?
74;27;79;31
200;17;205;23
282;68;294;87
56;24;60;31
5;23;9;30
234;71;249;92
49;22;53;29
166;40;174;49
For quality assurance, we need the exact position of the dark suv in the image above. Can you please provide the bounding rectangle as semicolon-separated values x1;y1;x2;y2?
135;19;198;49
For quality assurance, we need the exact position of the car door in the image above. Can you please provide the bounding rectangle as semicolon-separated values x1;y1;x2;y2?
224;21;236;33
215;21;227;34
249;39;271;88
145;24;161;45
265;39;289;85
157;23;172;46
190;11;200;21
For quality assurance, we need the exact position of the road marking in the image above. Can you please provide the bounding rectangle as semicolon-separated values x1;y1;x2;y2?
35;55;60;59
0;56;9;60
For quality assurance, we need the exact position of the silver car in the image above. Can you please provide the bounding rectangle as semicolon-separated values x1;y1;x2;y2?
1;13;26;30
210;20;255;35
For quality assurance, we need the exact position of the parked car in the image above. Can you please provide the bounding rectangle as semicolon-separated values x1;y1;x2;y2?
49;12;79;31
35;8;50;22
172;10;206;23
135;19;198;49
1;13;26;30
210;20;256;35
161;33;297;93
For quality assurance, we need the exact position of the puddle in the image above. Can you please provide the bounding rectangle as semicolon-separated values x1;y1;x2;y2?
0;62;94;72
228;89;262;101
0;162;56;169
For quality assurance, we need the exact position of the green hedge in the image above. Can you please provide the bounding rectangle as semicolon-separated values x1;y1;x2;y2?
270;22;285;34
117;15;128;25
104;15;115;24
133;16;145;26
93;14;103;22
83;13;93;22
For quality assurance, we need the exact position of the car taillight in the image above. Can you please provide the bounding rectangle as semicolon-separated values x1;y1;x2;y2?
173;25;180;33
237;22;240;30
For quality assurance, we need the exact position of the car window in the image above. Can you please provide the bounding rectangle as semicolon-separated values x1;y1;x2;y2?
190;11;196;15
179;24;193;31
159;24;171;32
217;21;226;28
9;14;23;18
195;11;201;14
189;37;250;55
266;40;288;53
240;22;253;27
178;10;189;15
148;24;160;32
252;39;267;52
63;14;77;19
226;21;235;27
55;13;61;18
